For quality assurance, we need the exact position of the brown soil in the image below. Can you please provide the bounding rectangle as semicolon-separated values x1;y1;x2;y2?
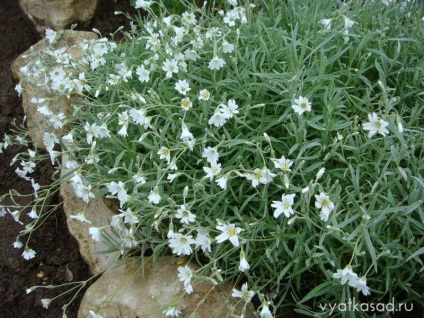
0;1;138;317
1;1;422;318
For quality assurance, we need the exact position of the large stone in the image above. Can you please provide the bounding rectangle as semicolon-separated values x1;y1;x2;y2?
18;0;100;35
78;256;256;318
11;30;98;149
60;154;119;274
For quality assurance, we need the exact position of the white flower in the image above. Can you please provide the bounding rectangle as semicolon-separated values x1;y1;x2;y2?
222;41;235;53
344;17;356;29
107;181;128;205
163;16;172;26
111;215;124;232
88;311;105;318
223;10;239;27
148;186;161;204
21;160;36;174
15;82;22;96
356;276;371;296
28;207;38;219
332;265;359;287
260;301;273;318
134;0;153;9
216;176;228;190
133;173;147;184
22;247;36;260
291;96;312;115
184;49;199;61
198;89;211;101
182;11;197;25
117;110;130;137
362;113;389;138
320;18;332;30
169;233;195;255
136;64;150;83
271;193;296;218
158;146;171;163
246;168;271;187
315;192;334;222
180;122;194;141
180;97;192;111
261;167;276;184
232;283;254;302
50;68;66;82
122;228;138;248
41;298;52;309
227;0;237;6
89;227;102;242
84;123;98;144
96;123;111;138
107;74;121;86
202;146;219;164
70;212;91;224
177;265;194;294
75;184;95;203
164;307;181;317
382;0;395;5
45;28;57;43
203;162;221;181
175;205;196;224
208;56;226;70
62;132;74;144
273;156;293;172
37;105;52;116
43;132;59;151
195;228;212;253
238;249;250;272
129;108;151;129
209;107;227;127
13;240;23;249
162;58;179;78
220;99;239;119
175;79;191;95
119;208;139;225
167;173;179;183
0;206;6;217
168;159;178;171
316;167;325;180
215;222;242;247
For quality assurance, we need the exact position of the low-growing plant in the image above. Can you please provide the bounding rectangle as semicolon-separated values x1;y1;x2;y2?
1;0;424;317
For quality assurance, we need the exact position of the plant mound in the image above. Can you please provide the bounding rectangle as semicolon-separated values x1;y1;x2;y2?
1;0;424;317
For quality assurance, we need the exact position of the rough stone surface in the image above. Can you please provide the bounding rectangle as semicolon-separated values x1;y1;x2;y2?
18;0;99;35
11;30;98;149
60;154;119;274
78;256;256;318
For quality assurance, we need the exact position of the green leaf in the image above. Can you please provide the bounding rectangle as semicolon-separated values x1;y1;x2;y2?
299;281;332;304
406;247;424;264
364;229;378;272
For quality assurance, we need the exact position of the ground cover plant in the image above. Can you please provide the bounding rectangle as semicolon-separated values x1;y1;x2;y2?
1;0;423;317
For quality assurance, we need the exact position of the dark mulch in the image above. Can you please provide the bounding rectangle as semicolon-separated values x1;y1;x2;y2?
0;0;138;317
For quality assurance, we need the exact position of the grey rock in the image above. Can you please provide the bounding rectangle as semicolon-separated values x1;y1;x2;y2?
78;256;256;318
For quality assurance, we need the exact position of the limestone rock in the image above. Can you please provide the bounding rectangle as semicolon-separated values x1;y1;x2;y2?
60;154;119;274
78;256;256;318
18;0;99;35
11;30;98;149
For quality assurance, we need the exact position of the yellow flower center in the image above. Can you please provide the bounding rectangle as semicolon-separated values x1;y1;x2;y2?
321;199;329;207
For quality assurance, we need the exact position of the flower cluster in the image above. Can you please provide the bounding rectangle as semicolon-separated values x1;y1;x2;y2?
333;265;370;296
1;0;423;317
